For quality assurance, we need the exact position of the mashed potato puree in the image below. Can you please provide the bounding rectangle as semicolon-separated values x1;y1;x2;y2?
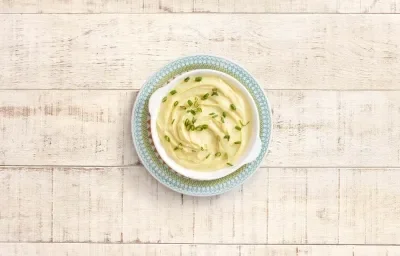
156;76;253;172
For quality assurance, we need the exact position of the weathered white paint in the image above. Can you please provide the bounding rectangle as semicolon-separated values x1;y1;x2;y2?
1;15;400;89
1;0;399;13
1;90;399;167
0;90;136;166
2;166;400;244
1;244;400;256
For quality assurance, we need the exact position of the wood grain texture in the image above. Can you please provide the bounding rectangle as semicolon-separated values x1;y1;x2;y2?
1;90;399;167
2;166;400;244
1;0;400;13
0;90;136;166
1;244;400;256
1;14;400;90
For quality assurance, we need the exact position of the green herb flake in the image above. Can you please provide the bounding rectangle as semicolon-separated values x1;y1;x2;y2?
215;152;221;157
188;100;193;106
227;162;233;166
212;114;218;118
171;119;175;125
200;147;204;151
211;92;218;96
192;117;196;124
192;149;197;153
205;154;210;159
162;97;167;103
174;146;179;151
180;106;187;110
174;101;179;107
201;124;208;129
195;77;202;82
223;134;230;141
187;110;196;115
230;104;236;111
235;126;242;131
222;112;227;118
234;141;241;145
201;93;209;100
196;107;202;113
209;112;215;116
193;101;199;108
164;135;170;142
240;120;250;127
212;88;218;92
221;117;225;123
184;77;190;82
170;90;177;95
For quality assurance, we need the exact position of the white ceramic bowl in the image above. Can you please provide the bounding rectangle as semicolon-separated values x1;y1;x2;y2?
148;69;261;180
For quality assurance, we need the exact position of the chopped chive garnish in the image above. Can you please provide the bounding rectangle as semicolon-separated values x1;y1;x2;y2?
184;77;190;82
184;119;189;126
221;117;225;123
201;147;204;151
196;107;202;113
187;110;196;115
227;163;233;166
195;77;202;82
201;124;208;129
188;100;193;106
234;141;241;144
194;101;199;108
235;126;242;131
222;112;227;118
172;119;175;124
215;152;221;157
201;93;209;100
174;101;179;107
230;104;236;111
212;114;218;118
195;126;203;131
170;90;177;95
206;154;210;159
212;88;218;92
162;97;167;102
209;112;215;115
174;146;179;151
223;135;230;141
211;92;218;96
180;106;187;110
192;117;196;124
164;135;170;142
191;126;195;131
240;120;250;127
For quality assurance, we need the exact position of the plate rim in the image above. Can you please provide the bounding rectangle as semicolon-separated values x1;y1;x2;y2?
131;54;273;196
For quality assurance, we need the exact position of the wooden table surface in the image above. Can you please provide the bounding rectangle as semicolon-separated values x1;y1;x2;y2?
1;1;400;255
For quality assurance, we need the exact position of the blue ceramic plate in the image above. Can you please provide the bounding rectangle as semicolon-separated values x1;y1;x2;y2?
131;55;272;196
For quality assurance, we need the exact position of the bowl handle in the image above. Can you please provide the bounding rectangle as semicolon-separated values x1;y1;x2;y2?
243;137;262;164
148;86;170;116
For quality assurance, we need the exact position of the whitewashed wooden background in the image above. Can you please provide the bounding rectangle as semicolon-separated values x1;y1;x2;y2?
1;0;400;255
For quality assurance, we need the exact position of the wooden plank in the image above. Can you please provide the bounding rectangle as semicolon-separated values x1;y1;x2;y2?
2;0;400;13
0;0;339;13
339;169;400;244
2;244;400;256
52;167;124;242
2;166;400;244
0;168;52;242
338;0;400;13
1;15;400;90
0;90;136;166
1;90;400;167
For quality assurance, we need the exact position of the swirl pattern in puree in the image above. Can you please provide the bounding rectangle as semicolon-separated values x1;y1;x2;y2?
157;75;253;172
